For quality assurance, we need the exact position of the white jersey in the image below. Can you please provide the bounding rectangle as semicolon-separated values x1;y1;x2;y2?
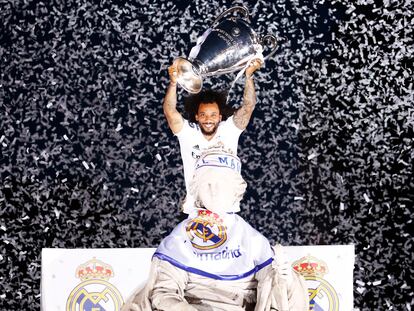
154;210;274;280
175;116;243;213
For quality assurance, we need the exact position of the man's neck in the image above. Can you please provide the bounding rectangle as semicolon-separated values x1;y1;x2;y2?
203;133;215;141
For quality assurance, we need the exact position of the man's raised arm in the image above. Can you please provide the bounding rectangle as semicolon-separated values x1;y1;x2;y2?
233;59;263;130
163;61;184;134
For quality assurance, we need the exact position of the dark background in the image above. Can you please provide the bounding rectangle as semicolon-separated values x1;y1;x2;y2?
1;0;413;309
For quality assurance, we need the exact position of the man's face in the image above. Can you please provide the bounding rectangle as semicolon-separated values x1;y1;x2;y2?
195;102;222;136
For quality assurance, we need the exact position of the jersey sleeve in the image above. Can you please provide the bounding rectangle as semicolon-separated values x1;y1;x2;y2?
174;119;197;141
222;116;244;137
175;119;197;140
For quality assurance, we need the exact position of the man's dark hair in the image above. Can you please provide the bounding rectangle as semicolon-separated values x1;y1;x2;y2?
183;89;236;123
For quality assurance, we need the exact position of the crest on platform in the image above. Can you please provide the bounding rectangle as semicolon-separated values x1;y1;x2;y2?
186;210;227;250
293;255;339;311
66;257;124;311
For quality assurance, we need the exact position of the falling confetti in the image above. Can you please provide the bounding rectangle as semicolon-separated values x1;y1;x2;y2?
0;0;412;310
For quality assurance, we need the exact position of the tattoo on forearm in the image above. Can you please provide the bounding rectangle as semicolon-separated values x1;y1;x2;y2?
163;85;178;113
234;78;256;129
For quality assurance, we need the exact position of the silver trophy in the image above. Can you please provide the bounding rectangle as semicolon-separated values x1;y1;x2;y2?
175;6;278;94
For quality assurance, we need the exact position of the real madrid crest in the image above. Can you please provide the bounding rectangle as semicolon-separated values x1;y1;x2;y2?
186;210;227;250
66;258;124;311
293;255;340;311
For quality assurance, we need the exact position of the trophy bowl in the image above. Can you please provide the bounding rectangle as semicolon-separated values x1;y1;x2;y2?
176;5;278;94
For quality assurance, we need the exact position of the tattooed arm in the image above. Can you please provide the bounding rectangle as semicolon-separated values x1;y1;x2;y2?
163;60;184;134
233;59;262;130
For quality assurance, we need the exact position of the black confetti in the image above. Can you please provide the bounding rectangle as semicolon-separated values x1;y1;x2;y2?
0;0;413;310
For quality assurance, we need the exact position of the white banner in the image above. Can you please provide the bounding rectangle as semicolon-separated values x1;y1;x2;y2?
284;244;355;311
41;248;155;311
41;245;354;311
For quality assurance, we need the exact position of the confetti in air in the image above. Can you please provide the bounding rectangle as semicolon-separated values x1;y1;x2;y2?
0;0;412;310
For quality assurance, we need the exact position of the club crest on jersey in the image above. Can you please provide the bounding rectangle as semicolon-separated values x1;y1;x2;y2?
293;255;339;311
66;258;124;311
186;210;227;250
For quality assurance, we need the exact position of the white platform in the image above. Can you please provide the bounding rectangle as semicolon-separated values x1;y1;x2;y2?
41;245;354;310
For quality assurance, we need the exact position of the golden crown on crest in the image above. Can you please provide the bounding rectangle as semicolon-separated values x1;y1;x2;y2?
292;254;329;277
75;257;114;281
197;209;224;224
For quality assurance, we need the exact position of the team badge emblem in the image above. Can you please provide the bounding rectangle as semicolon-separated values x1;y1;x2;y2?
293;255;339;311
66;257;124;311
186;210;227;250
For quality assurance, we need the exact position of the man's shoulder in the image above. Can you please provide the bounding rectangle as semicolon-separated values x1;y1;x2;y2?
176;119;200;137
217;116;243;138
220;115;234;124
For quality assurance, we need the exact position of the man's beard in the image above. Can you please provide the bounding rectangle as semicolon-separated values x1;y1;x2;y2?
199;122;219;136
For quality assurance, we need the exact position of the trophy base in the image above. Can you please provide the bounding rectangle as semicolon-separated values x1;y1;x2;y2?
175;57;203;94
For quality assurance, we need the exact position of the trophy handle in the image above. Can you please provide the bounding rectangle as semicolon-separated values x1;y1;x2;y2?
260;34;278;60
212;5;250;26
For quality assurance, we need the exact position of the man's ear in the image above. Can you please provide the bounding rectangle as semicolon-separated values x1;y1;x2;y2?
219;114;222;121
195;114;199;122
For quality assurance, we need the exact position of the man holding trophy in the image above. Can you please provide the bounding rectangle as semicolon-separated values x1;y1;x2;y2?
162;5;278;214
121;6;308;311
163;57;262;213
